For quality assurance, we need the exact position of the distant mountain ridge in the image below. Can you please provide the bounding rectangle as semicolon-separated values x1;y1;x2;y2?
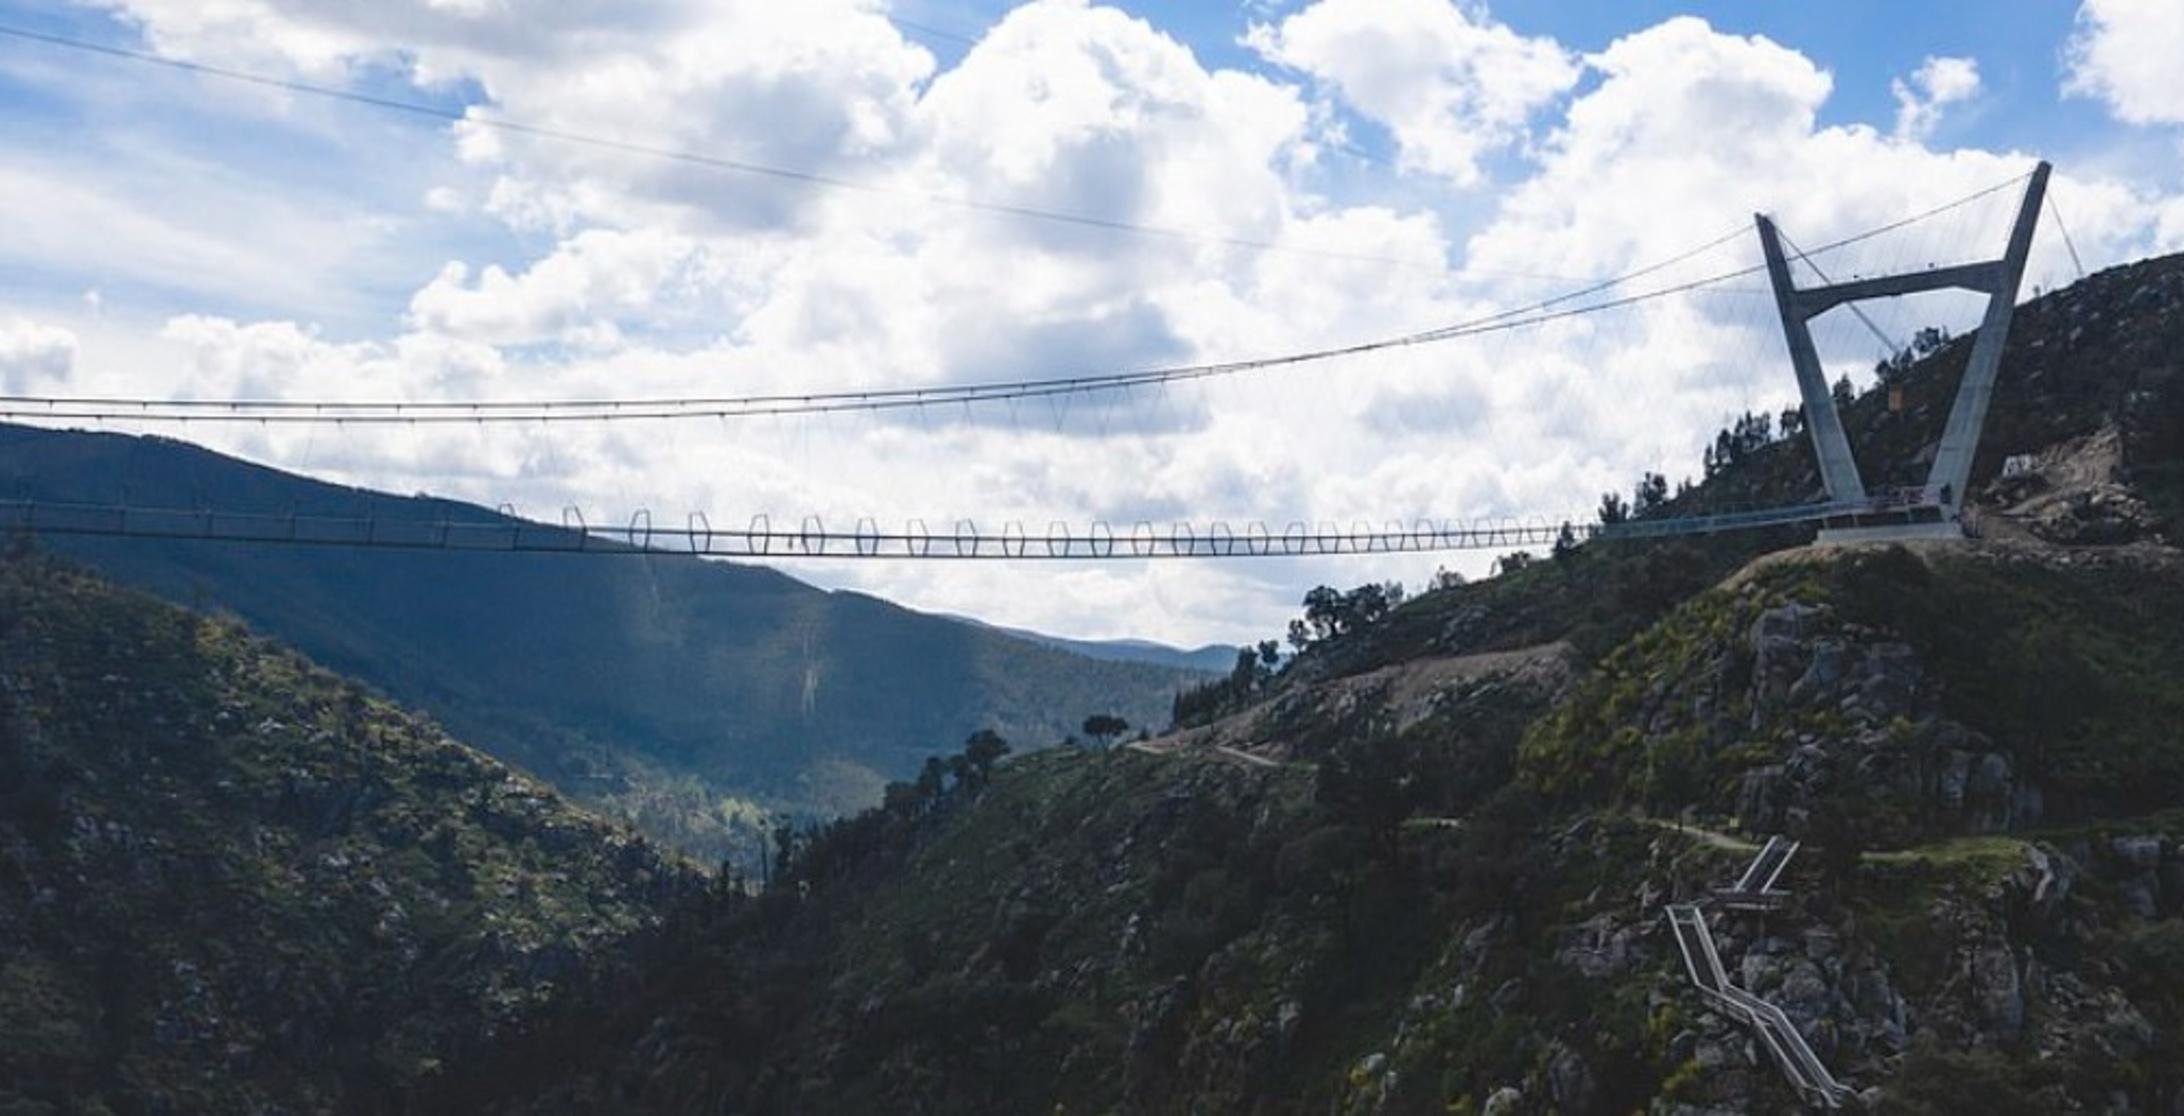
943;613;1235;674
0;423;1203;865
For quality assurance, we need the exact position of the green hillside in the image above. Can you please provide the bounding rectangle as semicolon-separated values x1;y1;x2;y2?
0;426;1205;866
7;250;2179;1113
442;254;2184;1113
0;554;703;1113
450;542;2184;1113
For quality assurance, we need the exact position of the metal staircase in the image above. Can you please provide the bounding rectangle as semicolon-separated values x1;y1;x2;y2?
1664;841;1850;1108
1714;835;1798;910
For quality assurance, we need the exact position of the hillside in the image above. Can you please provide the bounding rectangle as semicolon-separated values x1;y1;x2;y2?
0;554;702;1113
445;254;2184;1113
0;424;1204;865
1244;249;2184;697
956;615;1238;673
453;546;2184;1113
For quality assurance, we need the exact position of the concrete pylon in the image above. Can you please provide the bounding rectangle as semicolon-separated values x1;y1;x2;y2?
1755;161;2050;538
1927;163;2051;515
1757;214;1869;503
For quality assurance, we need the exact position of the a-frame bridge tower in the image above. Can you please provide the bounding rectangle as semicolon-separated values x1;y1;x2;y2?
1758;161;2049;542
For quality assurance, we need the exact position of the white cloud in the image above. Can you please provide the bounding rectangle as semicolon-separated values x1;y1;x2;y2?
1892;55;1980;140
407;228;705;348
1249;0;1589;185
158;315;505;403
23;2;2184;648
2065;0;2184;126
1456;17;2172;521
92;0;936;233
0;319;78;393
1245;0;1580;184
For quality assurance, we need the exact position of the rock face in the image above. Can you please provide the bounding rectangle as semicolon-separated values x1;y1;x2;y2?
0;557;700;1114
1985;427;2163;545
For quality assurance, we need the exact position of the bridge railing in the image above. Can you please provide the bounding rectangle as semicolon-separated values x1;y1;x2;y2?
0;488;1954;561
0;498;1605;559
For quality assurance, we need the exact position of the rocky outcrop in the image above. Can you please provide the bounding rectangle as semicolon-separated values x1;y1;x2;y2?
1985;427;2163;545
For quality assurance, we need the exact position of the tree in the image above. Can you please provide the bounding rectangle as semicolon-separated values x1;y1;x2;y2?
1316;739;1412;853
1806;796;1869;899
1256;640;1281;670
1634;472;1670;517
1874;348;1914;386
1551;522;1580;576
1346;582;1392;628
1431;566;1466;592
1779;405;1806;440
1299;583;1398;642
1081;714;1129;749
1302;585;1345;640
1227;647;1259;695
1286;618;1313;653
962;729;1011;784
1597;491;1630;526
1493;550;1533;576
1832;373;1856;410
768;816;798;888
916;756;947;798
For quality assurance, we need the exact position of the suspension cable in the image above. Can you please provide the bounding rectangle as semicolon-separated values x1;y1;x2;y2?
0;172;2033;426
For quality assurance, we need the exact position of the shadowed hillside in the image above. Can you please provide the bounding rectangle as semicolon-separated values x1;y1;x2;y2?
0;554;704;1113
0;425;1206;865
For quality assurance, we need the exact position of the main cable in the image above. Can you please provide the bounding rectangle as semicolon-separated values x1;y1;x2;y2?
2;230;1759;424
0;22;1439;270
0;171;2033;426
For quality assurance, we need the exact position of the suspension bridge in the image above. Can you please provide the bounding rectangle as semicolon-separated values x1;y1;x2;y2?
0;145;2064;563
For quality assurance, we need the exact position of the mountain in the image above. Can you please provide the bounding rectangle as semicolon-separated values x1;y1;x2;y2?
0;425;1205;865
948;614;1237;673
0;554;701;1114
441;253;2184;1113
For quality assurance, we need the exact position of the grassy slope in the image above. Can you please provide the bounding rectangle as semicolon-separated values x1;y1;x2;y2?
1522;546;2184;829
0;554;703;1114
0;424;1204;865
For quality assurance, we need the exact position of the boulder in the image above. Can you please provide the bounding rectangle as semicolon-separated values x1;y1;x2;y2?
1790;640;1848;705
2111;835;2164;919
1544;1041;1596;1114
2013;844;2078;926
1857;644;1922;717
1970;944;2023;1040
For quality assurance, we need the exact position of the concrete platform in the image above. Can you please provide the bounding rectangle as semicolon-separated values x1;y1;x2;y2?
1816;520;1965;545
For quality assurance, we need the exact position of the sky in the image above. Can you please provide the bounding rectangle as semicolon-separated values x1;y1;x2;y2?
1;0;2181;648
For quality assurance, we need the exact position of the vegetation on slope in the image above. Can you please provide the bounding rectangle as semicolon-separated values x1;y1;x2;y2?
452;534;2184;1113
1522;546;2184;840
0;553;702;1114
0;424;1205;865
450;254;2184;1113
6;248;2179;1113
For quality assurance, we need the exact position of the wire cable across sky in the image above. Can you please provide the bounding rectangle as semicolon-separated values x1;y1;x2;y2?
0;169;2035;427
0;22;1447;270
